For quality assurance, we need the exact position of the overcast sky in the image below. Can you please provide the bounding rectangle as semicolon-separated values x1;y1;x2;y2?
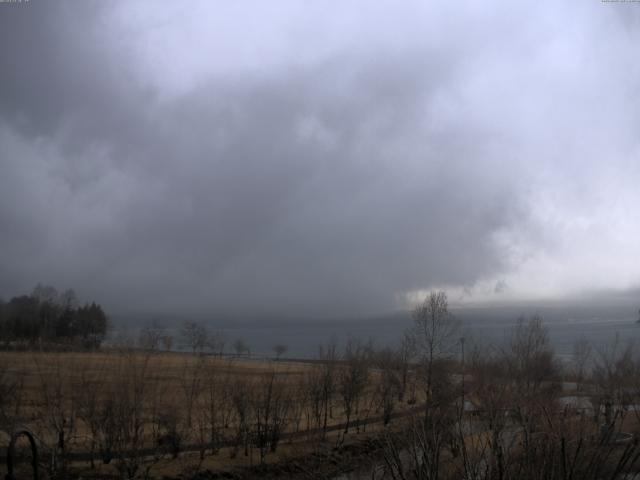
1;1;640;318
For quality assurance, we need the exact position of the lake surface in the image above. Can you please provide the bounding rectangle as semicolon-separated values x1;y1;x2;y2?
112;303;640;359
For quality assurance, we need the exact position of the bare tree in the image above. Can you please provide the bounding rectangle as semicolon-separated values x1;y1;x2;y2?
161;334;173;352
180;320;209;354
287;381;308;435
110;350;168;480
0;358;23;433
373;347;401;425
411;291;459;401
233;338;249;357
384;291;463;480
230;377;252;458
501;316;560;472
179;356;205;433
196;359;232;457
506;315;557;394
33;354;78;478
76;357;109;469
468;345;517;479
305;364;324;434
137;322;165;351
207;330;226;356
272;344;288;360
251;370;290;463
317;341;338;437
398;332;416;402
338;338;370;433
593;335;636;430
572;335;592;391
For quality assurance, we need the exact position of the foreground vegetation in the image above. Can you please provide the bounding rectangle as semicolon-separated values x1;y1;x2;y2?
0;342;418;479
2;291;640;479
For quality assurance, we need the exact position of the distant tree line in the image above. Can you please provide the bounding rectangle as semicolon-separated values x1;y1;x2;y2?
0;284;109;349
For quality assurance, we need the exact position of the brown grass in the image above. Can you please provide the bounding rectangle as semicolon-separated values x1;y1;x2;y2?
0;349;407;479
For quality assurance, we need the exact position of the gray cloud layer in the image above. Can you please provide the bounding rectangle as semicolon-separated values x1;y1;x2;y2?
1;1;640;317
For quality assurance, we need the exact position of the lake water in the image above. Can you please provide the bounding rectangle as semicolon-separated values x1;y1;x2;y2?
113;304;640;359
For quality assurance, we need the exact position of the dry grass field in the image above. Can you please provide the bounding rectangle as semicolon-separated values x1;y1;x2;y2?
0;350;312;410
0;349;412;479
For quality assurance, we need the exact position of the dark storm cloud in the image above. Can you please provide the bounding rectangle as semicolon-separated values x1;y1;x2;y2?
1;1;639;317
